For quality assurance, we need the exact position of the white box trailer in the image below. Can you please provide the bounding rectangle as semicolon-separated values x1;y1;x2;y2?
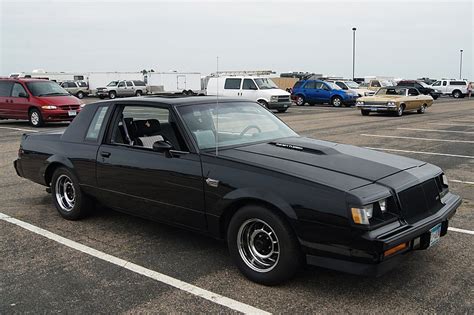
145;72;202;95
11;71;87;82
87;72;144;94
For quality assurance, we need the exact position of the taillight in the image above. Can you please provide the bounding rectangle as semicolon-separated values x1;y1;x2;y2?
18;148;24;157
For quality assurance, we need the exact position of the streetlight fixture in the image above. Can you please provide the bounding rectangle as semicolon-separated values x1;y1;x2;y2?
352;27;357;81
459;49;463;79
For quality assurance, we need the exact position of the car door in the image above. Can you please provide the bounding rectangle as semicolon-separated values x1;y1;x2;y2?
240;78;259;101
126;81;135;96
441;80;448;93
0;80;14;118
9;82;30;119
407;88;421;110
95;104;207;231
116;81;127;96
223;78;242;97
317;82;332;103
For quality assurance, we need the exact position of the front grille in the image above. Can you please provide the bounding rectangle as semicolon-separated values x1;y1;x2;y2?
398;179;443;223
277;96;290;102
363;101;388;106
59;105;80;110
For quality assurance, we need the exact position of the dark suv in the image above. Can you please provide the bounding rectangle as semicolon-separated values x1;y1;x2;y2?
397;80;441;100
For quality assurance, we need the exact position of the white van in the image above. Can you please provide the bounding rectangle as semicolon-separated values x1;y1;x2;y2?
206;76;291;112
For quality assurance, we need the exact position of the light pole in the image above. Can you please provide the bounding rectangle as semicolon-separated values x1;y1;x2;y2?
352;27;357;80
459;49;463;79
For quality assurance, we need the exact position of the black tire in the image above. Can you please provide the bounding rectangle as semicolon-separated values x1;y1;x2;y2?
227;205;302;285
331;96;342;107
98;95;105;99
187;90;194;95
76;91;84;99
417;104;427;114
51;167;93;220
135;90;142;96
258;100;268;108
295;95;305;106
361;110;370;116
109;91;117;99
432;95;439;100
395;104;404;117
29;108;44;127
452;90;462;98
277;108;288;113
182;90;188;95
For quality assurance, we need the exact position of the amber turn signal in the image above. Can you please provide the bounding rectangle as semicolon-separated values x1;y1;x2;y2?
384;242;408;257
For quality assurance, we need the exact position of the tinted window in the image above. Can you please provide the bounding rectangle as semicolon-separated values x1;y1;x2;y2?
371;81;381;87
315;82;326;89
11;83;27;97
133;80;146;86
73;75;84;81
303;81;316;89
86;106;108;141
0;81;14;97
118;81;125;87
242;79;257;90
432;81;441;86
77;82;88;87
399;81;414;87
442;81;447;86
408;88;419;96
449;81;466;85
293;81;304;89
224;78;242;90
126;81;133;87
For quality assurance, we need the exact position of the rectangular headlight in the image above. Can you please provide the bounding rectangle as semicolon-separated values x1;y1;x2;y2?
442;174;449;186
41;105;57;110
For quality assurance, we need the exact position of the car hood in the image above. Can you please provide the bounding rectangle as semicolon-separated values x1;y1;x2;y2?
358;95;403;102
36;95;83;105
218;137;425;190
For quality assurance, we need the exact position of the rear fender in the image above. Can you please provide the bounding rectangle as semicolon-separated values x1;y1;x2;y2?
41;155;75;186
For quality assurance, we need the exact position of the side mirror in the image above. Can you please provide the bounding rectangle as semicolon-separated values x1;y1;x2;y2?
153;140;173;153
18;92;29;98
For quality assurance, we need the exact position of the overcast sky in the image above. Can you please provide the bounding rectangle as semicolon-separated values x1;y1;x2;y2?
1;0;472;79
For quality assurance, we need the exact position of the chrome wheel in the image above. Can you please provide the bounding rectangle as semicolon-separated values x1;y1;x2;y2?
237;218;280;273
397;105;404;116
296;96;304;106
332;97;342;107
419;104;426;113
55;174;76;212
30;111;40;125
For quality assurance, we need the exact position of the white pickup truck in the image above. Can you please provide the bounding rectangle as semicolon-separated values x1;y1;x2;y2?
429;80;468;98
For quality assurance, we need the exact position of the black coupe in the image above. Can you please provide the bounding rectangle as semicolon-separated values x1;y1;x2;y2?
14;96;461;284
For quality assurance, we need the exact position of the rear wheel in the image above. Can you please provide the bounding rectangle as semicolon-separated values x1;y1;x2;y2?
51;167;93;220
452;90;462;98
295;95;305;106
29;108;44;127
361;109;370;116
76;91;84;99
331;96;342;107
227;205;302;285
109;91;117;99
417;104;426;114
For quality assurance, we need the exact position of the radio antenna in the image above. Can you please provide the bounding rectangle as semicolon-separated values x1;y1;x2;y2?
215;56;219;156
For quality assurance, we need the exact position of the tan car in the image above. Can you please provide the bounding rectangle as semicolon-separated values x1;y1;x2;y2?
356;87;433;116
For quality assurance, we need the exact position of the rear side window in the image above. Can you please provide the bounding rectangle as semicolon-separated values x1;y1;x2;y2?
303;81;316;89
86;106;109;141
74;75;84;81
371;81;381;87
133;80;146;86
77;82;88;87
11;83;27;97
224;78;242;90
0;81;13;96
449;81;466;85
293;81;304;89
126;81;134;87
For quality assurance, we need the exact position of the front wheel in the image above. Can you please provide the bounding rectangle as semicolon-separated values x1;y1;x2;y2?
258;100;268;108
395;105;404;117
417;104;426;114
295;95;305;106
29;108;44;127
361;109;370;116
51;167;93;220
331;96;342;107
227;205;302;285
76;91;84;99
109;91;117;99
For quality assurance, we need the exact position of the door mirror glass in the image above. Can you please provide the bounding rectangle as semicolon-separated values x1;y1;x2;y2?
153;140;173;153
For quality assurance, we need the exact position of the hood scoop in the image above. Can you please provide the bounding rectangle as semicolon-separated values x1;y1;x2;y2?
270;141;327;155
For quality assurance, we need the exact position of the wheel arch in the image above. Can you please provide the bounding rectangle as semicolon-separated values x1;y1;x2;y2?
43;156;75;186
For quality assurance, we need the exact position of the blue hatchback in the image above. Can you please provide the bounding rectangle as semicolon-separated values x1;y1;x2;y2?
291;80;359;107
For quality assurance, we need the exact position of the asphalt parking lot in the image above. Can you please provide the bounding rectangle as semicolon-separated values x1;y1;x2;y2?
1;97;473;313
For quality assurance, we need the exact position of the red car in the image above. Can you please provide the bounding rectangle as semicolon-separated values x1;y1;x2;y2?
0;78;84;127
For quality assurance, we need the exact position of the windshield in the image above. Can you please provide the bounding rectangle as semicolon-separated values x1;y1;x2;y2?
345;81;359;88
254;78;279;89
380;80;393;87
25;81;70;96
376;87;407;96
107;81;118;87
359;82;369;88
178;102;298;150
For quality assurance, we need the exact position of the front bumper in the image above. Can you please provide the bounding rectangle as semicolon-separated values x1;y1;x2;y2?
41;109;81;122
356;104;398;112
267;101;292;110
305;192;461;276
96;90;109;97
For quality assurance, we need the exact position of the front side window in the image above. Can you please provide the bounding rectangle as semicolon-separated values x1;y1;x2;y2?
376;87;407;96
254;78;278;89
85;106;109;141
242;79;258;90
109;106;186;151
442;81;447;86
408;88;419;96
25;81;69;96
371;81;381;87
11;83;27;97
118;82;125;87
177;102;298;150
432;81;441;86
224;78;242;90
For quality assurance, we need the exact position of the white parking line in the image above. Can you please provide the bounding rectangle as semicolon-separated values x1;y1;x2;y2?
0;126;39;133
0;213;269;315
448;227;474;235
365;147;474;159
449;179;474;185
361;134;474;144
429;123;474;127
397;127;474;134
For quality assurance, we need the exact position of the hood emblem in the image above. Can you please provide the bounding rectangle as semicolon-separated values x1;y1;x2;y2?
145;121;151;128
